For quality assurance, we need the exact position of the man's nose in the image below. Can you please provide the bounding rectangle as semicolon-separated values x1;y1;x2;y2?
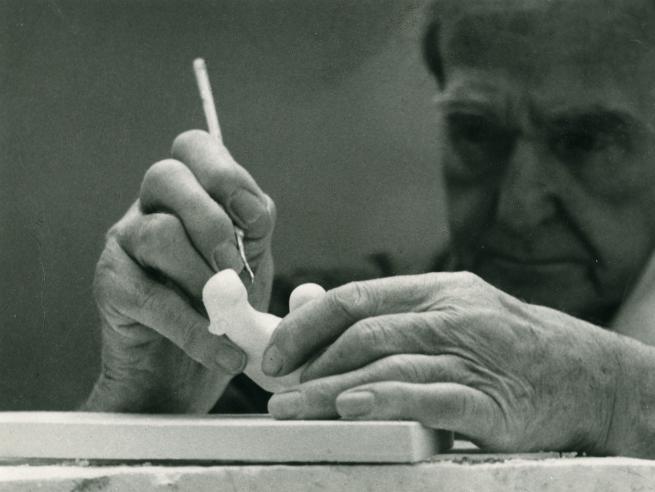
495;138;558;232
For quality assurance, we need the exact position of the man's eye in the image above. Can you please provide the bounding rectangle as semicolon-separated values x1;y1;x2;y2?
445;113;513;179
447;113;498;144
549;130;605;160
548;119;632;164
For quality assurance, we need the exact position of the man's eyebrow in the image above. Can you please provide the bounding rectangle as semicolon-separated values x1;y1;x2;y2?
543;107;644;134
432;93;501;115
433;76;509;102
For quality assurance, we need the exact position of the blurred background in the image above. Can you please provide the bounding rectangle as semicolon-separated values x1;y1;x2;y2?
0;0;447;410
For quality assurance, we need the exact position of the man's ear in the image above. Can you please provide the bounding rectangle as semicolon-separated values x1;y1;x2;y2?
422;14;444;87
611;253;655;346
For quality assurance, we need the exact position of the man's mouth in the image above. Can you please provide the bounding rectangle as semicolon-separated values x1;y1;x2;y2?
477;248;590;273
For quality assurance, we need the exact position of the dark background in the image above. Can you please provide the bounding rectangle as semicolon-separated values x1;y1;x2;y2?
1;0;447;410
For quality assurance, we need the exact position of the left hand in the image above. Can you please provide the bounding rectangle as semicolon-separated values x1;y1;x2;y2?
262;272;629;453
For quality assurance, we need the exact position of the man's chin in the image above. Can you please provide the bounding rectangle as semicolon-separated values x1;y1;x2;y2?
473;257;605;320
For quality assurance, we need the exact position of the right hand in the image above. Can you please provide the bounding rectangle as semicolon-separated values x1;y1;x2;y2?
83;130;276;413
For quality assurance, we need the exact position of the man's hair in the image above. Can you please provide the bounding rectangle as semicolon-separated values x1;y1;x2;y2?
422;17;444;87
421;0;655;89
422;0;447;88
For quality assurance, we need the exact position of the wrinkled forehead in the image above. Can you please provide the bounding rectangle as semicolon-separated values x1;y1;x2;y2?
434;0;655;89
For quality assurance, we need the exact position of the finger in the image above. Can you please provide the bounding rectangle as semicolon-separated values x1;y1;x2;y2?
267;353;469;419
263;274;446;376
117;210;213;300
139;159;242;273
94;240;246;374
335;381;499;439
289;283;326;312
171;130;276;249
301;312;447;381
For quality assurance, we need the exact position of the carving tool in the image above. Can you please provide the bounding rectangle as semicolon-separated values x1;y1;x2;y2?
193;58;255;283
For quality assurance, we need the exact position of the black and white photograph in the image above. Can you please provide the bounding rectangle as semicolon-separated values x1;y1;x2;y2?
2;0;655;489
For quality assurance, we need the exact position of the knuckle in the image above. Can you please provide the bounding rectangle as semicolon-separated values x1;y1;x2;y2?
108;202;143;247
443;388;475;419
173;130;237;188
424;272;441;284
272;318;305;359
431;355;471;384
299;382;335;417
262;193;277;228
411;313;448;351
92;240;135;315
244;193;276;242
351;318;387;348
134;280;159;312
177;316;202;353
460;389;486;421
453;271;483;289
326;287;351;319
105;221;123;242
329;281;374;319
106;207;137;243
93;251;117;307
140;159;185;200
383;354;428;382
171;129;208;159
439;300;465;327
441;354;471;375
140;213;184;252
207;162;238;195
416;272;437;291
441;271;493;310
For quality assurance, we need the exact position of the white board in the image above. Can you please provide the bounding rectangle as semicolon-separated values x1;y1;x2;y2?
0;412;451;463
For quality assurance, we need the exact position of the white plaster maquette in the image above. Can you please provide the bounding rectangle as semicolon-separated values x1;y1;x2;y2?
203;269;326;393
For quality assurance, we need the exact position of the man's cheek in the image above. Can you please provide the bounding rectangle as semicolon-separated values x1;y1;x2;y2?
446;182;496;253
594;225;654;302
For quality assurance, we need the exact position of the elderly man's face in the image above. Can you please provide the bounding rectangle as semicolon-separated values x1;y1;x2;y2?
435;0;655;320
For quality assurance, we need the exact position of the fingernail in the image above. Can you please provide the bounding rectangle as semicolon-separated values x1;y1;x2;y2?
268;390;303;419
262;345;284;376
337;391;374;418
213;240;242;272
217;345;247;374
230;189;264;226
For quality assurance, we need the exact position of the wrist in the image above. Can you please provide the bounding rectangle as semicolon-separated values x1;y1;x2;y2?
81;372;228;414
600;333;655;457
81;374;168;413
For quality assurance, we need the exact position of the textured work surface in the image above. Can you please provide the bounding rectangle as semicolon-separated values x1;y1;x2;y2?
1;454;654;492
0;412;450;463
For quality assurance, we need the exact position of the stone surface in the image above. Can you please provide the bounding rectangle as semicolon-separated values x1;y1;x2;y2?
1;454;654;492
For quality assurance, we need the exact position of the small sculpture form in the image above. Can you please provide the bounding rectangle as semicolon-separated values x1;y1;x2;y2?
203;269;325;392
